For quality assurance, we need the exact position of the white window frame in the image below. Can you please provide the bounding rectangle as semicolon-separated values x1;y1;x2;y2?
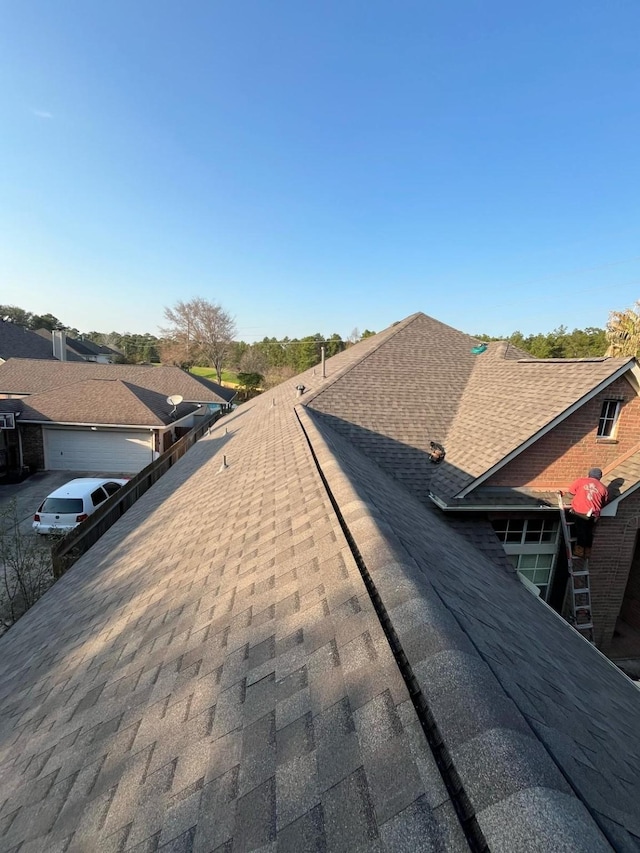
491;518;559;601
597;399;621;439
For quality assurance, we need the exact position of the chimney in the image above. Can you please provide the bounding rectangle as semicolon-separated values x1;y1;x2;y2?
52;330;67;361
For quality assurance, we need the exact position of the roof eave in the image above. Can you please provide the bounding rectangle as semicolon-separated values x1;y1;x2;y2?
18;419;169;429
429;492;557;513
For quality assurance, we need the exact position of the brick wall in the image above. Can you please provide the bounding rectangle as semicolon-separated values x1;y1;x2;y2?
21;424;44;470
486;376;640;489
589;491;640;649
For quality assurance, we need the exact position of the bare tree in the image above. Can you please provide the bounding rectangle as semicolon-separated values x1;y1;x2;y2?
161;297;237;383
239;345;269;377
263;365;296;389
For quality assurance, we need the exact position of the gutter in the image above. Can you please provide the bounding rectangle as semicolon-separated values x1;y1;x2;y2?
429;492;557;513
18;419;170;429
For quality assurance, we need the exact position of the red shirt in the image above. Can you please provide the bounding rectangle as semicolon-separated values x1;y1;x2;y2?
566;477;609;518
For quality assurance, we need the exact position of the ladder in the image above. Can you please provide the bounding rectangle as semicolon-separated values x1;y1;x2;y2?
557;494;594;643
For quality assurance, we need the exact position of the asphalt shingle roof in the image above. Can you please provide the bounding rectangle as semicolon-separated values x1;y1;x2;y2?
13;379;197;427
303;405;640;850
0;323;84;363
305;317;632;506
431;343;633;500
0;359;235;404
0;371;466;853
306;313;482;506
0;319;638;852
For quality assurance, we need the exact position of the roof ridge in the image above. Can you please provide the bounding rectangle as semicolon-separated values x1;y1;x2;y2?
302;313;435;406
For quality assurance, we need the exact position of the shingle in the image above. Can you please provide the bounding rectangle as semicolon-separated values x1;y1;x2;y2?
2;314;638;853
477;788;611;852
233;776;276;850
378;795;438;853
321;768;380;853
451;727;572;812
276;803;326;853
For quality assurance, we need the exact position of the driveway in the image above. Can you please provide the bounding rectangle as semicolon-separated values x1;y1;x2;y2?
0;472;79;537
0;471;131;536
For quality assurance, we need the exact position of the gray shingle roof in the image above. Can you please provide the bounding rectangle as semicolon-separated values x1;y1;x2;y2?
306;313;482;506
301;405;639;850
431;343;632;500
305;317;632;507
0;318;637;851
0;322;84;363
12;379;197;427
0;374;467;853
0;359;235;404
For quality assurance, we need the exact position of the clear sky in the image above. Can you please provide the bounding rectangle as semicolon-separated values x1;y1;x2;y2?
1;1;639;342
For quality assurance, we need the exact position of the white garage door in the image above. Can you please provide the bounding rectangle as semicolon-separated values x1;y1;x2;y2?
44;428;153;473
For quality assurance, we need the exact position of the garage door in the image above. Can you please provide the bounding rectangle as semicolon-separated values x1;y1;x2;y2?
44;428;153;473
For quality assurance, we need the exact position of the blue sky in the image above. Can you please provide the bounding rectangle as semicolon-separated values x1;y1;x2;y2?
1;1;639;342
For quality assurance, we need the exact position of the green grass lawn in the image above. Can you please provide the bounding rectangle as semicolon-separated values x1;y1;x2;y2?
190;366;239;385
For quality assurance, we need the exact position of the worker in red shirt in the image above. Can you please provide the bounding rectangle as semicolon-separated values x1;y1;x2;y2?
560;468;609;558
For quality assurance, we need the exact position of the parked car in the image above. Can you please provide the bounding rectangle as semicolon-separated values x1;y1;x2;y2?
33;478;129;535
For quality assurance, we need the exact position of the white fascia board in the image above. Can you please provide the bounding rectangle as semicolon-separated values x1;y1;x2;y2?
22;420;163;429
456;360;637;499
601;501;620;517
600;479;640;517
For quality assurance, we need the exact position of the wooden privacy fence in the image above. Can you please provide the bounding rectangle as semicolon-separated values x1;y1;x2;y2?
51;411;221;578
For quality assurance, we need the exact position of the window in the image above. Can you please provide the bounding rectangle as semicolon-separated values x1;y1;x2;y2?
41;498;83;514
491;518;558;546
507;553;555;600
90;487;108;507
103;481;123;496
597;400;621;438
491;518;559;600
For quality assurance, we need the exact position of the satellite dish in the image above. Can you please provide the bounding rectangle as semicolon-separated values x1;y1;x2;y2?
166;394;184;406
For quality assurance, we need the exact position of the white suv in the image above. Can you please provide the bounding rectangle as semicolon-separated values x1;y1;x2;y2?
33;478;128;535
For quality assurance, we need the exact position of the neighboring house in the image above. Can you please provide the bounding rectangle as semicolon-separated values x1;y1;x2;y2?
66;335;121;363
0;359;235;476
0;316;639;851
0;319;84;363
33;328;122;363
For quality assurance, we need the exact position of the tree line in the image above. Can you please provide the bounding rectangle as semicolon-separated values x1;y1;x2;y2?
3;298;640;386
475;326;608;358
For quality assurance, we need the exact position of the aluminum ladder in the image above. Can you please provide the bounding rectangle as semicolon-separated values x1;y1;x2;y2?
557;493;594;643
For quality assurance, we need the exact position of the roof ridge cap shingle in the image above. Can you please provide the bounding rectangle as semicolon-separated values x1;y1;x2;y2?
298;406;613;852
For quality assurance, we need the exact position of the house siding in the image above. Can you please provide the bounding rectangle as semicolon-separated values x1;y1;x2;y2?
478;375;640;651
486;376;640;489
590;491;640;650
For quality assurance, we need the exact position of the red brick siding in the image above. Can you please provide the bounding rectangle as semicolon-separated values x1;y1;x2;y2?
487;376;640;489
620;551;640;632
588;491;640;649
